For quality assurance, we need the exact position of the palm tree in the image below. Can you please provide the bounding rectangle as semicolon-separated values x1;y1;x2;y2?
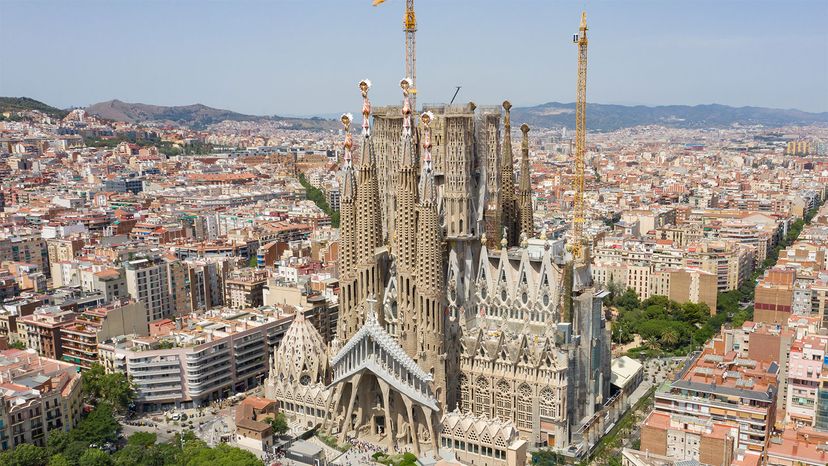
660;329;679;348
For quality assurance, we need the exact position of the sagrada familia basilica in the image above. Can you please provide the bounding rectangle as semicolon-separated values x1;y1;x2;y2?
266;77;617;464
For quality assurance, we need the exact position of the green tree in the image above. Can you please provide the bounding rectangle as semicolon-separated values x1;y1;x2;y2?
531;449;566;465
0;444;48;466
47;455;71;466
660;328;679;347
268;412;289;436
82;364;135;412
78;449;113;466
8;341;26;350
179;442;261;466
70;403;120;447
615;288;640;311
298;173;340;228
46;430;70;457
126;432;157;448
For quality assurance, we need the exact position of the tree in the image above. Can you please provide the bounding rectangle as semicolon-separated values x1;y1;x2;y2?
46;431;70;457
615;288;640;311
47;455;71;466
531;449;566;465
178;442;262;466
82;364;135;412
8;341;26;350
660;328;679;347
126;432;157;448
0;444;48;466
268;412;289;436
70;403;120;447
298;173;339;228
78;449;113;466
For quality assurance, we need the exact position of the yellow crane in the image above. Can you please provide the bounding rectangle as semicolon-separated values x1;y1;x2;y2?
571;11;588;261
373;0;417;107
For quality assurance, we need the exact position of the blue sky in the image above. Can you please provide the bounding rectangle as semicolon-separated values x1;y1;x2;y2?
1;0;826;115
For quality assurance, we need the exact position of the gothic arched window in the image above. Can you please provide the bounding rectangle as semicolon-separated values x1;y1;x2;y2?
459;374;470;413
517;384;533;429
474;376;490;417
539;386;555;419
495;380;512;421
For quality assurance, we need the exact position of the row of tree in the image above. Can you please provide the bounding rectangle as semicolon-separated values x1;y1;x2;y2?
298;173;340;227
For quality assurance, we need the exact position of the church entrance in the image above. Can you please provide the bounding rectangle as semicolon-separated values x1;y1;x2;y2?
375;415;386;435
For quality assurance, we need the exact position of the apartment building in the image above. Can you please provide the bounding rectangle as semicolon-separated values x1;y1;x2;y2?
643;348;778;461
15;306;76;359
766;427;828;466
98;305;330;411
640;410;737;466
0;234;48;277
45;238;84;271
0;349;83;452
719;321;796;422
225;268;268;309
124;255;173;321
60;300;149;369
185;257;234;311
784;335;827;427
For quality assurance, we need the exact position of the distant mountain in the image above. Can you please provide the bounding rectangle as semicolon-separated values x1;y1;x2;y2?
85;99;338;131
511;102;828;131
0;97;68;119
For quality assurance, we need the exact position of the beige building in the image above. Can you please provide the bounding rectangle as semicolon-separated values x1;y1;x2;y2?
0;234;48;277
225;269;268;309
0;349;83;452
46;238;84;272
60;300;149;369
16;306;76;360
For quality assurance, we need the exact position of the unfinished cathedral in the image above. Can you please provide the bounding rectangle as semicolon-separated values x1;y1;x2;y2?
267;78;613;462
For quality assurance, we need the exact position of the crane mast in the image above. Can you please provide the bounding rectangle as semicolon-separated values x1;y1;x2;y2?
373;0;417;109
571;11;588;261
404;0;417;109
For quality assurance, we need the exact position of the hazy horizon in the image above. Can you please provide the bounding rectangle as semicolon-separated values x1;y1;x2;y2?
2;0;827;115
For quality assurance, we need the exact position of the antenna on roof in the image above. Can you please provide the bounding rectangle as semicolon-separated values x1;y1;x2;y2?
449;86;462;105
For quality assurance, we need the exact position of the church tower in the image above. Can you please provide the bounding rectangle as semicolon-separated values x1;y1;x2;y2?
481;109;502;250
396;78;419;357
337;113;358;342
415;110;447;406
518;123;534;239
338;80;384;342
500;100;518;247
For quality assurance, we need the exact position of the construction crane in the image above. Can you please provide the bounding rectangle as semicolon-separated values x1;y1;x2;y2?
571;11;588;261
373;0;417;108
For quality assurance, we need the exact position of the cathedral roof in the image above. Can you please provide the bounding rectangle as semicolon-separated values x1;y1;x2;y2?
332;311;432;383
441;410;520;446
271;311;329;386
330;311;438;411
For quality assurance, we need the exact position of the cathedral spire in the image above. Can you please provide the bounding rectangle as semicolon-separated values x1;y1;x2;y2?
518;123;534;240
415;110;446;405
356;81;381;267
500;100;518;247
395;80;421;358
337;113;358;341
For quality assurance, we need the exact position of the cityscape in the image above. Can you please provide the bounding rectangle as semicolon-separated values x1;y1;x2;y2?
1;1;828;466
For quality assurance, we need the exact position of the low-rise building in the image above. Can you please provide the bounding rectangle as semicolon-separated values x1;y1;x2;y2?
60;300;149;369
642;347;778;462
16;306;76;359
0;349;83;451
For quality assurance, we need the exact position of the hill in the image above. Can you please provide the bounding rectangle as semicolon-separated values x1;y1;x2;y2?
86;99;337;131
0;97;69;119
511;102;828;131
